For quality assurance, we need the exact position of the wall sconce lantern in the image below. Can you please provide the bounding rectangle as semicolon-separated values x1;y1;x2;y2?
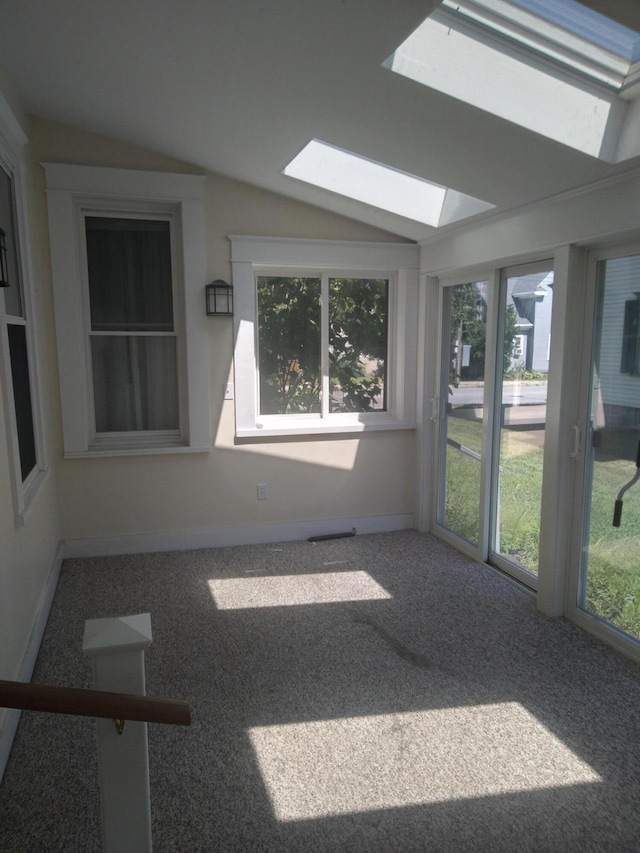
206;280;234;316
0;229;9;288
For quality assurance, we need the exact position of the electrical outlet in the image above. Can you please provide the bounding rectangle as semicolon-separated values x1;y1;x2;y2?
257;483;268;501
224;383;234;400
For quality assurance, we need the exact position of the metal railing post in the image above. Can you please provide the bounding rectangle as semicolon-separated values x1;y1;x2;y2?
82;613;153;853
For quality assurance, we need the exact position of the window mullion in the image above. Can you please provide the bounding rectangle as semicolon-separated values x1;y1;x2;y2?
321;273;329;418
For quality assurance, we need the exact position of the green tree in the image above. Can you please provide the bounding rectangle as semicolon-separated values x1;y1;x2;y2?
502;304;520;377
449;283;518;387
257;276;321;414
257;276;388;414
329;278;388;413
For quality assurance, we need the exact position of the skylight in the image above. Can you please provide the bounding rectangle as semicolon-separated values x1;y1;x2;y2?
284;139;495;228
384;0;640;162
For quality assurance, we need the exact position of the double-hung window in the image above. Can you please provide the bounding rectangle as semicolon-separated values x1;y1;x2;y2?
85;215;179;436
231;236;419;437
45;164;210;457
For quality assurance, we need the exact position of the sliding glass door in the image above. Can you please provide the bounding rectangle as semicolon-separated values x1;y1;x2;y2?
435;247;640;657
490;264;554;582
437;280;489;547
435;262;554;588
574;248;640;646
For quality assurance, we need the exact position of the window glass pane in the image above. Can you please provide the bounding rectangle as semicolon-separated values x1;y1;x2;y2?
440;282;488;545
492;268;554;576
581;255;640;640
86;217;173;332
91;336;179;432
7;323;36;481
0;167;22;317
621;297;640;375
257;276;321;414
329;278;388;413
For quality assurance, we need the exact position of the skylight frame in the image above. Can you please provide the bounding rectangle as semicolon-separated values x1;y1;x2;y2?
384;0;640;163
508;0;640;63
437;0;637;90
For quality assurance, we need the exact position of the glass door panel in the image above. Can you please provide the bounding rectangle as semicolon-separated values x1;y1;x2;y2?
491;266;554;579
581;253;640;641
437;281;488;546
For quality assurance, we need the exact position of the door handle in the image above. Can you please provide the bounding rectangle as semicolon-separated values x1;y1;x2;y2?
570;424;581;459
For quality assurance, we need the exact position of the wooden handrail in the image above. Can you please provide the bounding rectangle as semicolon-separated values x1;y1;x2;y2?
0;680;191;726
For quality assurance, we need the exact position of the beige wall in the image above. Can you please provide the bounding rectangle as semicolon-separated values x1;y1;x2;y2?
0;102;416;770
0;99;62;738
30;118;417;546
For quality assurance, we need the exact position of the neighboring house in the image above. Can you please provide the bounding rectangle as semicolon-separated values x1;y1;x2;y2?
597;255;640;429
508;272;554;374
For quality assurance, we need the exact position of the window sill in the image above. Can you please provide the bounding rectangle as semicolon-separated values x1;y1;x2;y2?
13;467;51;528
64;444;210;459
236;415;415;440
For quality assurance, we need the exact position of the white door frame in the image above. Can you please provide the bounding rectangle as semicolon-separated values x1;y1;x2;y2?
418;246;594;617
565;240;640;664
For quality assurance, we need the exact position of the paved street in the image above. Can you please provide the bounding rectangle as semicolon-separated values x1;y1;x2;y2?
450;381;548;408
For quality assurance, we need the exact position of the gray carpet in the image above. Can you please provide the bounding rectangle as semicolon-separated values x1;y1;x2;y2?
2;530;640;852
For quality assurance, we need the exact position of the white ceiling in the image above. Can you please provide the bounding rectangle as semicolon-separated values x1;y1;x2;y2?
1;0;639;241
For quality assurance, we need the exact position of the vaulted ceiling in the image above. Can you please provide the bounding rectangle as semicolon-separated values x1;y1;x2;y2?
1;0;638;241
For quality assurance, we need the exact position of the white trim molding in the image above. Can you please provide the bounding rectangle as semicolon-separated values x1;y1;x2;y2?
0;97;49;525
62;514;415;558
230;235;420;439
43;164;210;457
0;542;64;783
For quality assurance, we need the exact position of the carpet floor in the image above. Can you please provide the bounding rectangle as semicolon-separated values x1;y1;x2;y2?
1;530;640;852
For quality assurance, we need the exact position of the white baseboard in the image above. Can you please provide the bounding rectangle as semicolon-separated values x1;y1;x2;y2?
63;514;414;558
0;541;64;782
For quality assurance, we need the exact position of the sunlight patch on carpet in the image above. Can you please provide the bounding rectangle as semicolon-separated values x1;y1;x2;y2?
208;570;391;609
249;703;601;821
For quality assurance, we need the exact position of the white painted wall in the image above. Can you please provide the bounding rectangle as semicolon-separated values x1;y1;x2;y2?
0;88;63;774
30;118;416;553
421;171;640;276
0;106;416;772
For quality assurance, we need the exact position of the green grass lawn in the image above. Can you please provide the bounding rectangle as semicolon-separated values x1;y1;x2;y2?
443;414;640;640
586;454;640;638
443;417;483;547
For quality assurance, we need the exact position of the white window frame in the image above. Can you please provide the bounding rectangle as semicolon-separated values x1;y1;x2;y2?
230;236;419;438
565;240;640;663
81;206;183;447
0;97;48;525
44;164;210;457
